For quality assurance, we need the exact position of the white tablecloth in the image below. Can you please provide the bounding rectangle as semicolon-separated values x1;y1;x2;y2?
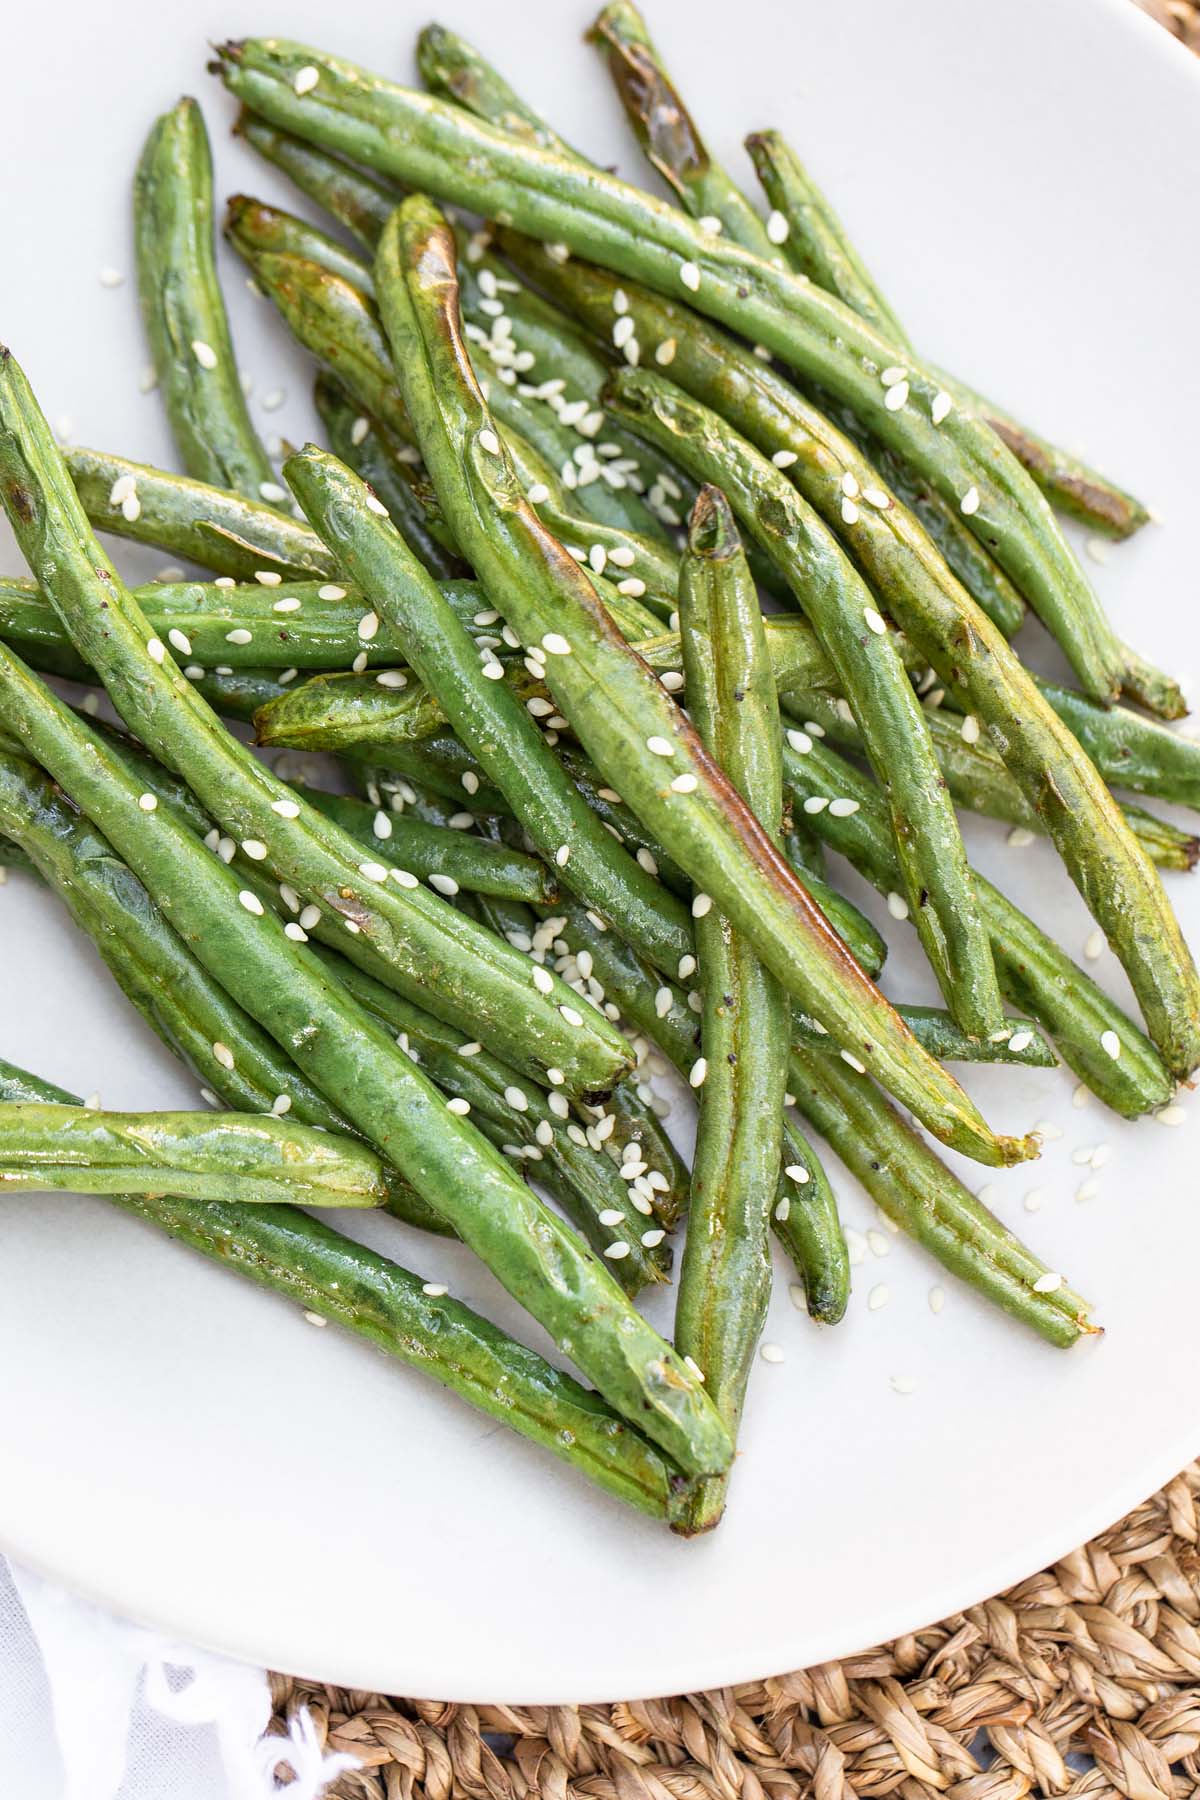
0;1557;356;1799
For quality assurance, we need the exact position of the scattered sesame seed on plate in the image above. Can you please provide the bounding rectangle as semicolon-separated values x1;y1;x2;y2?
868;1284;889;1311
1007;826;1036;848
1023;1188;1044;1213
928;1285;945;1315
759;1342;785;1365
1157;1104;1187;1127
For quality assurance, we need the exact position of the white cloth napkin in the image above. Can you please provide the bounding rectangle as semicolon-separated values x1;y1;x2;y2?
0;1557;358;1799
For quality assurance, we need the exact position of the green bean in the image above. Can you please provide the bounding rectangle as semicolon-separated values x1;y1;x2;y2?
254;667;449;750
785;1050;1095;1346
290;782;558;902
287;443;693;972
231;191;374;292
609;367;1002;1038
135;99;280;502
65;447;336;579
0;746;450;1235
588;3;776;258
416;23;578;156
0;1059;693;1523
502;233;1025;642
374;197;1031;1165
237;110;399;251
744;130;1150;544
214;39;1130;706
0;649;727;1476
307;941;670;1293
313;373;468;579
0;1102;394;1206
781;732;1176;1117
673;488;794;1532
612;368;1200;1081
792;1005;1056;1069
789;687;1199;874
1033;681;1200;811
780;825;886;976
0;350;631;1100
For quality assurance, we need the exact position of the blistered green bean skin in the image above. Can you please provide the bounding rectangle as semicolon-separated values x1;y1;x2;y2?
135;99;280;502
744;130;1150;544
673;490;792;1533
0;351;630;1099
0;1104;391;1206
0;749;447;1235
610;367;1003;1040
416;24;577;155
587;3;775;259
785;1051;1095;1346
374;197;1032;1168
214;39;1129;706
781;733;1176;1118
0;645;727;1476
286;444;693;973
0;1059;690;1521
65;447;337;579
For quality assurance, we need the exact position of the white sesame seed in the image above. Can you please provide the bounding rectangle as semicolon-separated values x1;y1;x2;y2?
604;1241;631;1260
1007;1030;1034;1054
679;261;701;291
885;890;909;921
1023;1188;1044;1213
677;954;696;981
880;366;907;387
841;1050;867;1073
671;773;699;794
259;481;287;504
191;339;218;369
429;873;460;896
803;795;829;814
660;670;685;692
211;1041;236;1071
420;1282;449;1299
766;209;790;245
225;629;253;646
560;1005;584;1026
479;428;501;454
689;1057;708;1088
784;1165;810;1185
504;1085;529;1112
612;315;635;349
889;1375;916;1396
760;1342;785;1365
462;771;480;795
641;1228;666;1248
1076;1178;1100;1202
598;1208;624;1228
356;862;387;885
139;364;158;394
293;63;320;94
446;1097;471;1115
786;728;813;754
646;735;674;758
146;637;166;664
241;839;268;861
1032;1271;1063;1294
364;495;389;520
652;336;679;369
884;380;909;411
960;486;981;516
805;720;827;737
217;838;236;864
960;713;981;744
868;1284;889;1311
773;1196;791;1222
554;844;571;868
840;497;859;525
98;265;124;288
1007;826;1036;848
862;606;887;637
271;597;302;617
132;791;159;815
1158;1104;1187;1127
1100;1029;1121;1060
109;473;137;505
691;892;713;918
238;891;264;915
931;390;953;425
295;904;320;931
358;611;380;641
255;570;283;587
542;632;571;656
771;448;799;470
283;922;308;942
863;487;891;508
532;966;554;996
617;577;647;598
317;584;347;600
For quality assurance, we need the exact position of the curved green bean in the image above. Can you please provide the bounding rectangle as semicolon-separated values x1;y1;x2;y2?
237;109;399;251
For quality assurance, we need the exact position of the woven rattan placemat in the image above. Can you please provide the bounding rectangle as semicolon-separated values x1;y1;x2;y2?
265;7;1200;1792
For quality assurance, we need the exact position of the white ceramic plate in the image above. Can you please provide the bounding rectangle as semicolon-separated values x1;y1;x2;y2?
2;0;1199;1706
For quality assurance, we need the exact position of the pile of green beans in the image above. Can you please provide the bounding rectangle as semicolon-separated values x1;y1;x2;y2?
1;8;1194;1532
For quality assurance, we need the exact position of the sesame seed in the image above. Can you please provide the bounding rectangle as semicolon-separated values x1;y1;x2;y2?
961;713;981;744
929;1286;945;1314
1023;1188;1044;1213
842;498;860;525
241;839;268;861
132;791;158;815
766;209;790;244
599;1208;624;1227
262;388;286;411
98;265;124;288
1083;928;1106;960
462;771;480;795
691;892;713;918
636;849;659;877
1008;1030;1034;1054
560;1005;584;1026
868;1284;889;1311
255;570;282;587
217;838;236;864
773;1196;791;1223
531;966;554;997
226;628;253;646
259;481;287;504
889;1375;916;1396
772;449;799;469
1032;1271;1063;1294
617;577;647;597
841;1050;867;1073
785;1166;811;1187
1100;1029;1121;1060
293;63;320;94
555;844;571;867
760;1343;785;1365
803;795;829;814
139;365;158;394
679;261;701;291
604;1241;631;1260
1158;1104;1187;1126
1073;1083;1091;1108
279;884;300;913
364;495;389;520
931;390;953;425
689;1057;708;1088
671;773;699;794
677;954;696;981
661;670;684;692
786;728;813;754
1076;1178;1100;1202
542;632;571;655
191;339;218;369
1007;826;1036;848
863;486;891;508
479;428;501;454
272;597;302;615
504;1085;529;1112
654;337;677;366
238;891;264;915
429;873;459;896
612;315;635;349
358;611;380;640
641;1228;665;1248
880;366;907;387
646;735;674;757
884;380;909;410
212;1041;235;1071
863;606;886;635
886;891;909;921
318;584;347;600
960;486;981;516
446;1097;471;1115
146;637;166;664
284;922;308;942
